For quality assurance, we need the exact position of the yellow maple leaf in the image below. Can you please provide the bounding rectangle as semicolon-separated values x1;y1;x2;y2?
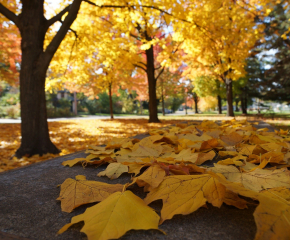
135;164;166;192
217;175;290;240
57;175;123;213
144;174;225;224
58;191;161;240
97;163;128;179
211;164;290;192
223;190;248;209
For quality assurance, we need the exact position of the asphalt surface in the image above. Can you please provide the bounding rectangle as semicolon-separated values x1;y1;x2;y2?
0;121;275;240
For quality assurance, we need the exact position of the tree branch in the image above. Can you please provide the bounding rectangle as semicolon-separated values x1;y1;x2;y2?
46;5;71;29
138;61;147;67
133;64;147;73
0;3;19;28
155;66;165;81
42;0;82;69
83;0;127;8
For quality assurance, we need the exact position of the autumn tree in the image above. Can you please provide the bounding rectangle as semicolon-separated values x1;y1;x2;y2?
0;1;20;86
193;76;226;114
0;0;157;157
166;0;273;117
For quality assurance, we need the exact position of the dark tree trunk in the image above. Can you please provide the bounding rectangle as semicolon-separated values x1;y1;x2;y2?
0;0;83;157
241;92;248;114
145;43;159;123
225;78;234;117
217;95;222;114
235;99;239;112
162;93;165;116
109;83;114;119
15;1;58;157
194;96;198;114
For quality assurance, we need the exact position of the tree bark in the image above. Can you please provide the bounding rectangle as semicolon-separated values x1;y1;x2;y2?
217;95;222;114
193;95;198;114
145;42;160;123
241;93;248;114
108;83;114;119
15;0;59;157
225;78;234;117
235;99;239;112
161;79;165;116
5;0;83;158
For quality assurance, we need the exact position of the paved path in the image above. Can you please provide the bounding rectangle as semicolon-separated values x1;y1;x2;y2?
0;121;275;240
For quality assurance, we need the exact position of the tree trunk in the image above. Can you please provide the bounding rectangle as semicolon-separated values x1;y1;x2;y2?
73;92;77;115
145;43;159;123
217;95;222;114
161;79;165;116
162;93;165;116
235;99;239;112
194;96;198;114
241;89;248;114
109;83;114;119
16;1;59;157
12;0;82;157
185;94;188;115
225;78;234;117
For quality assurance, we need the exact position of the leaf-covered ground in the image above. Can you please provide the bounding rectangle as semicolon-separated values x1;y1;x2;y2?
0;119;181;172
57;119;290;240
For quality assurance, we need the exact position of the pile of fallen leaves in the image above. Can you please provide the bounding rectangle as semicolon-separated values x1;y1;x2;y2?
57;119;290;240
0;119;179;172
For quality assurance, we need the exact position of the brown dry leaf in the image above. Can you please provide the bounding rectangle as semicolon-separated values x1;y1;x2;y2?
57;175;123;213
144;174;225;224
220;132;243;146
59;191;161;240
135;164;166;191
97;163;128;179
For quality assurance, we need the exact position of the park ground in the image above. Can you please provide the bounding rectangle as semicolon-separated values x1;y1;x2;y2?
1;111;290;172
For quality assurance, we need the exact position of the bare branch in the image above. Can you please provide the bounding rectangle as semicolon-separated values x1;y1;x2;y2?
133;64;147;73
155;66;165;81
83;0;127;8
46;5;71;29
138;61;147;67
42;0;82;69
0;3;19;28
130;33;140;40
